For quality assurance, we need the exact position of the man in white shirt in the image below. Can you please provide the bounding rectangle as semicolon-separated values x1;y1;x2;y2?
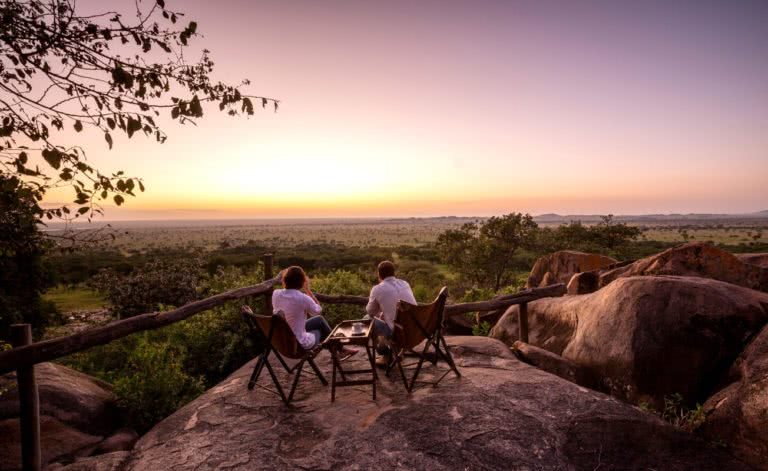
365;261;417;365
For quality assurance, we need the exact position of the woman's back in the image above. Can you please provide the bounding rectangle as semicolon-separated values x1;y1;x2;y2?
272;288;321;349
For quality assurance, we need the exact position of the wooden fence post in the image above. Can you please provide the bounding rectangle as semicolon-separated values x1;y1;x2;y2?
11;324;41;471
518;302;529;343
263;253;274;313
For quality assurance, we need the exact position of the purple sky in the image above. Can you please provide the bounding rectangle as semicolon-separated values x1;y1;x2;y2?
58;0;768;218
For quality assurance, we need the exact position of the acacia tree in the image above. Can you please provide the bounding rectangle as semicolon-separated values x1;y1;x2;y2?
0;0;277;220
436;213;539;291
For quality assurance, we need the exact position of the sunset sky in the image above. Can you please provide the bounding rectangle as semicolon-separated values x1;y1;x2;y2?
47;0;768;219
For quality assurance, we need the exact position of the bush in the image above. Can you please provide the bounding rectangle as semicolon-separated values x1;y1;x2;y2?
472;321;492;336
90;258;203;318
311;270;369;326
65;266;267;432
64;330;204;433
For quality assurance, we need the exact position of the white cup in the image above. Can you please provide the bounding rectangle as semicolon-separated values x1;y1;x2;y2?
352;322;364;334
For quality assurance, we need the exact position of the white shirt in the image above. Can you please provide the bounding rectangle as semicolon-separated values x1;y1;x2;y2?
366;276;417;330
272;289;322;349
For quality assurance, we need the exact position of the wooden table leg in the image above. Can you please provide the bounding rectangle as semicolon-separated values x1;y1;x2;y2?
365;342;377;400
331;349;337;402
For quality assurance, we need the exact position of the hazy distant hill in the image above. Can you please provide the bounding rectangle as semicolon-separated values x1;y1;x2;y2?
532;212;768;224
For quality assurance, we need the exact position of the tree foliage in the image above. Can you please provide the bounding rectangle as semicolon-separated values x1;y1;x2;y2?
89;258;202;318
538;215;641;257
436;213;539;291
0;0;276;220
0;174;58;338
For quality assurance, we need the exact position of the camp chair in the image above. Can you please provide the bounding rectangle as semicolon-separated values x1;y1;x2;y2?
241;310;328;405
386;287;460;392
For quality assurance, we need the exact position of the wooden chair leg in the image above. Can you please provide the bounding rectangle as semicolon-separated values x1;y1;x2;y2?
247;355;263;390
408;337;434;392
307;356;328;386
287;360;305;404
396;355;409;391
438;335;461;377
263;356;288;405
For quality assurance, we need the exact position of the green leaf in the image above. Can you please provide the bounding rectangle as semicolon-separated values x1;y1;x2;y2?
42;148;62;169
114;195;125;206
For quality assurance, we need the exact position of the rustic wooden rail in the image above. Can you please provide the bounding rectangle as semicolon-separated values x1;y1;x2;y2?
1;254;565;469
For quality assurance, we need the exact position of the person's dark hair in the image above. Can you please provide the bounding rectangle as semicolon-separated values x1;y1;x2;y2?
282;266;306;290
377;260;396;279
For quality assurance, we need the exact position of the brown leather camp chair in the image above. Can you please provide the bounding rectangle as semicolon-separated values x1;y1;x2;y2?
386;287;460;392
241;310;327;405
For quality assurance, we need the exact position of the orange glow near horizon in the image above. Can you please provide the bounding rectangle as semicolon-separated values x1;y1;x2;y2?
40;0;768;220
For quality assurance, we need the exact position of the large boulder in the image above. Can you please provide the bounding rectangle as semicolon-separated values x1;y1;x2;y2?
62;336;750;470
598;242;768;292
0;416;103;470
0;363;133;470
0;362;118;435
700;324;768;469
512;340;593;388
526;250;617;288
490;276;768;405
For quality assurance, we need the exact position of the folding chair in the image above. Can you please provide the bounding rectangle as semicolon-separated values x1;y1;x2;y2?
241;310;328;405
386;287;461;392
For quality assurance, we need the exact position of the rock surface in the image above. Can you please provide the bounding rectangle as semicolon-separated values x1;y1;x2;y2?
526;250;617;288
491;276;768;404
598;242;768;292
512;340;593;388
0;416;103;470
61;337;750;470
0;362;118;435
737;252;768;269
701;324;768;469
0;362;131;470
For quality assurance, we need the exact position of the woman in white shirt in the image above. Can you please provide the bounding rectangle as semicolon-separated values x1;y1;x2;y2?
267;266;357;358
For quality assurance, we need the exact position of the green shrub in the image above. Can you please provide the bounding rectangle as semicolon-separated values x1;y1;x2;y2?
311;270;369;326
89;258;203;318
64;266;267;432
111;335;205;433
472;321;492;336
661;393;707;432
63;330;204;433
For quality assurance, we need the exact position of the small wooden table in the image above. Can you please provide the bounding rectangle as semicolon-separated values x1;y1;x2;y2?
323;319;379;401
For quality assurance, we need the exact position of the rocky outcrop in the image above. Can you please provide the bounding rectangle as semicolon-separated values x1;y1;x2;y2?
60;337;750;470
0;416;102;470
0;362;118;435
598;242;768;292
490;276;768;405
700;324;768;469
0;363;135;470
526;250;617;288
737;252;768;269
512;340;593;387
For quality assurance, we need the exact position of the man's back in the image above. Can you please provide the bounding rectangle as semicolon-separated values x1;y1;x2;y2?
366;276;417;330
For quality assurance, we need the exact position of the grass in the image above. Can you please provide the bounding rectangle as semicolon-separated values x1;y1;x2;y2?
43;285;108;312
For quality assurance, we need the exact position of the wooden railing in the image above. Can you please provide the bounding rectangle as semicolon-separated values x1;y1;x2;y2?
0;253;565;470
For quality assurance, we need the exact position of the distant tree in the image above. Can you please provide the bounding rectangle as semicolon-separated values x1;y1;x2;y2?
0;0;277;221
536;216;640;257
436;213;538;291
591;215;641;250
